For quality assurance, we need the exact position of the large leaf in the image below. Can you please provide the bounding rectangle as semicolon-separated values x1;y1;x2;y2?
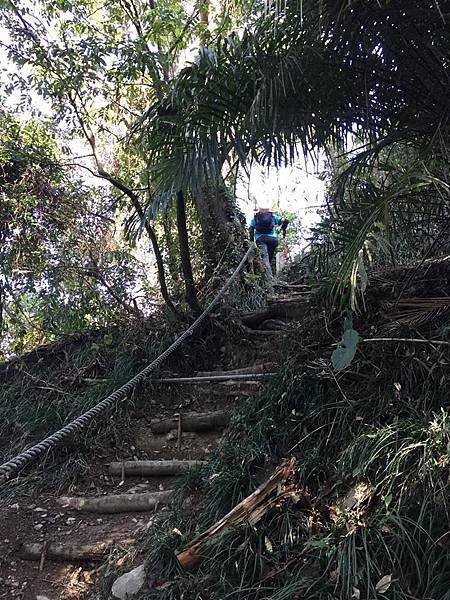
332;328;359;370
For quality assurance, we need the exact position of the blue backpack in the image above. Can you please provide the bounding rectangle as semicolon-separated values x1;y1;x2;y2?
254;211;275;234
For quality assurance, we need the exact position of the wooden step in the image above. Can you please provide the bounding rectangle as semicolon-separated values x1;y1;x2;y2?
109;460;205;477
196;362;277;377
149;410;230;433
57;490;173;514
20;538;135;562
153;373;276;384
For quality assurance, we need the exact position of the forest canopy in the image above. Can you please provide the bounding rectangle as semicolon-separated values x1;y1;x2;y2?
1;0;448;340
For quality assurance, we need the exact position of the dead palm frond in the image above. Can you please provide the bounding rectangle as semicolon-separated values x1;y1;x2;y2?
382;297;450;332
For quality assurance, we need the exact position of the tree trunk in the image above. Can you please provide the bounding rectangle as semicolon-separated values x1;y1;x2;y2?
176;191;201;315
108;185;179;319
193;183;244;281
143;214;181;319
162;208;182;292
72;117;180;320
200;0;209;25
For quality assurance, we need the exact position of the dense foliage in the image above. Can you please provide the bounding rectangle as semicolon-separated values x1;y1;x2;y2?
0;2;448;599
0;112;152;357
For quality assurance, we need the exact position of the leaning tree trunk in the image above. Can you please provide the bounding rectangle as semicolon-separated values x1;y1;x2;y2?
143;213;181;319
176;191;201;315
162;207;182;293
193;182;245;281
95;166;180;320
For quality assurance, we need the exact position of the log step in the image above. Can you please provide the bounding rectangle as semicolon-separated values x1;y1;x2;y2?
149;410;230;433
57;490;173;513
109;460;205;477
20;539;135;562
241;325;288;337
153;373;276;384
195;362;277;377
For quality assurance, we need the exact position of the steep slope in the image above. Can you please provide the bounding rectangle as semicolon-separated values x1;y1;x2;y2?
0;283;306;600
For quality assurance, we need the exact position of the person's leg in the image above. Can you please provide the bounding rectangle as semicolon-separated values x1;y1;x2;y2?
266;237;278;263
256;238;273;278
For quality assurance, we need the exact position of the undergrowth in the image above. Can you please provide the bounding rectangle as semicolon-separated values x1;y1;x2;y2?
0;275;255;499
0;270;269;500
130;303;449;600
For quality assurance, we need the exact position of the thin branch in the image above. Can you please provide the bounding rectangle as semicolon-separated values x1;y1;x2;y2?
361;338;450;347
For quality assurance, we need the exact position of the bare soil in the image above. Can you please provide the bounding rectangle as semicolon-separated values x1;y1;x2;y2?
0;329;285;600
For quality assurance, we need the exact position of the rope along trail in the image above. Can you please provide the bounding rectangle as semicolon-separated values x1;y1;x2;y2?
0;247;254;486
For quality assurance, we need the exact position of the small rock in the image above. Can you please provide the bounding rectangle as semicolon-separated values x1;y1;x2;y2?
66;517;76;525
10;503;19;510
33;524;43;531
111;563;146;599
36;596;51;600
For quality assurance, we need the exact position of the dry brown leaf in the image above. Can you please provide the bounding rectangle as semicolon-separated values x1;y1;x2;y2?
264;536;273;553
375;574;392;593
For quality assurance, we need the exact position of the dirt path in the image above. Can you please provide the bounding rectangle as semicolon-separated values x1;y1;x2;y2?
0;287;305;600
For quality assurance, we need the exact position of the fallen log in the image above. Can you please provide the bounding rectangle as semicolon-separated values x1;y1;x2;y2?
57;490;173;513
202;385;262;398
273;282;311;290
149;410;230;434
176;458;299;570
153;373;275;384
262;319;290;331
241;307;277;328
196;362;277;377
240;325;288;337
19;538;134;562
241;301;307;329
267;294;311;303
109;460;205;477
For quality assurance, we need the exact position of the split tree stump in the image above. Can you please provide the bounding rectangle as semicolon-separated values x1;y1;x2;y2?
176;458;299;570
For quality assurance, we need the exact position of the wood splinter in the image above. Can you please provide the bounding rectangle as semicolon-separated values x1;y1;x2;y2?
176;457;299;570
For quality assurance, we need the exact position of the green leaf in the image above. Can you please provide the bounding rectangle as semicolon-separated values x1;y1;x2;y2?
332;328;359;370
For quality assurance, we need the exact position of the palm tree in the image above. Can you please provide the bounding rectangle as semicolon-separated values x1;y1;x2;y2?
136;0;449;301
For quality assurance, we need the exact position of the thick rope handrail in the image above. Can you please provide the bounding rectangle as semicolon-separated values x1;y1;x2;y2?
0;246;254;486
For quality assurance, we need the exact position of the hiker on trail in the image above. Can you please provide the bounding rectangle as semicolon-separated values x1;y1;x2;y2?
249;206;289;278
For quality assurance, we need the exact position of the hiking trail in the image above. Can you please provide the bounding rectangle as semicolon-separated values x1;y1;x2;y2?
0;282;311;600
